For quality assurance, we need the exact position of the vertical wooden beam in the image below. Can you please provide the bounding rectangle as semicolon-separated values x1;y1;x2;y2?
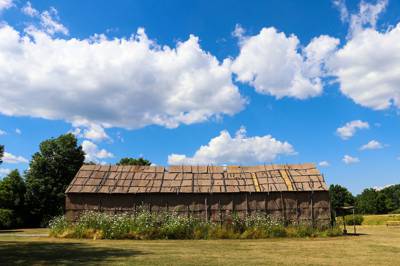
296;198;299;225
245;193;249;216
218;199;222;225
311;191;315;228
280;192;286;225
264;195;268;217
205;196;208;222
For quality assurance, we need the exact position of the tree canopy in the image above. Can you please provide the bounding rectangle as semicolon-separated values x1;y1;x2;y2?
329;184;355;214
0;170;26;226
117;157;151;166
25;133;84;226
0;145;4;164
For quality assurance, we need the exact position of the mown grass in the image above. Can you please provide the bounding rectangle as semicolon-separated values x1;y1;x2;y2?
1;225;400;265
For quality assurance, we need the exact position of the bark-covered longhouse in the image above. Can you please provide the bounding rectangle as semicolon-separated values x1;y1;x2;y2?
65;163;331;226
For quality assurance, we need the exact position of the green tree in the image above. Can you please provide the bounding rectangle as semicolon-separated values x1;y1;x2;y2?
356;188;379;214
0;145;4;164
117;157;151;166
0;170;26;226
329;184;355;213
25;133;84;226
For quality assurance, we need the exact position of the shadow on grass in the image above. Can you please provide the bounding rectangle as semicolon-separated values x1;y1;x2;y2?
0;230;24;234
0;241;145;265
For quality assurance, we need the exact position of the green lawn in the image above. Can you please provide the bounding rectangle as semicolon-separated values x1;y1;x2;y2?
1;225;400;265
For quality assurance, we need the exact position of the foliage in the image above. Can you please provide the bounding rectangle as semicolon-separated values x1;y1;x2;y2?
355;185;400;214
25;133;85;226
336;214;364;225
49;211;342;240
329;184;355;214
0;208;14;229
0;144;3;164
0;170;26;227
117;157;151;166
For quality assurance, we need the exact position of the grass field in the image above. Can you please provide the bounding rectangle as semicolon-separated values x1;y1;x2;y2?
362;214;400;225
1;225;400;265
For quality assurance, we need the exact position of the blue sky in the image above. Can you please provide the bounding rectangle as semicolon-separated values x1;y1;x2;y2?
0;0;399;194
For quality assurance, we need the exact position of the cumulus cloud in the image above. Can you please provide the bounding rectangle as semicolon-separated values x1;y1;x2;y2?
342;154;360;164
319;161;330;167
336;120;369;140
168;126;295;165
0;0;13;11
231;27;339;99
329;0;400;110
15;128;21;135
81;140;113;163
360;140;384;150
71;120;110;142
0;129;6;135
2;152;29;164
0;23;245;130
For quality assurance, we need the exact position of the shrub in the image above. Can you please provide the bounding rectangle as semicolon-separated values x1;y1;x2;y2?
0;209;14;229
48;215;70;236
345;214;364;225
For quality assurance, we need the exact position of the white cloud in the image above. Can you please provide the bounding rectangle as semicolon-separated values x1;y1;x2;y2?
342;154;360;164
71;120;110;142
348;0;388;37
373;183;394;191
333;0;349;23
0;24;245;130
22;3;68;35
329;0;400;110
81;140;113;162
319;161;330;167
39;7;69;36
360;140;384;150
168;126;295;165
336;120;369;140
0;168;11;176
0;0;13;11
231;27;339;99
2;152;28;164
21;1;38;17
15;128;21;134
0;129;6;135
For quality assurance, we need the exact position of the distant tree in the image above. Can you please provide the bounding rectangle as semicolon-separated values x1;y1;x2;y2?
117;157;151;166
25;133;85;226
378;184;400;213
329;184;355;213
0;145;4;164
356;188;379;214
0;170;26;226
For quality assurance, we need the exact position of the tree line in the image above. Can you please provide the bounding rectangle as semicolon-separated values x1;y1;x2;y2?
0;133;150;228
1;133;399;228
329;184;400;215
